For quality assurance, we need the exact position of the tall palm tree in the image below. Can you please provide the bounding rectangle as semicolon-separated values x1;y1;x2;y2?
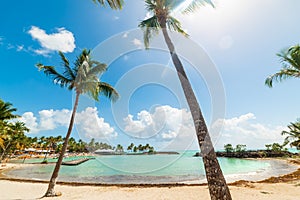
139;1;232;199
37;49;119;197
265;45;300;87
92;0;124;10
0;99;20;121
282;120;300;150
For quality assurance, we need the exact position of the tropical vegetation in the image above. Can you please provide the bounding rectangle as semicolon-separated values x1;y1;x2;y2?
224;144;247;153
37;49;119;197
265;44;300;150
265;45;300;87
139;0;232;199
0;99;29;163
282;120;300;150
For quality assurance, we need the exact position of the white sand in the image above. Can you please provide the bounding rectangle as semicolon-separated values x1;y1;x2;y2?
1;161;300;200
0;180;299;200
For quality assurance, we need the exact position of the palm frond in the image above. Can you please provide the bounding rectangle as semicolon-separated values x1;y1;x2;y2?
182;0;215;14
145;0;157;12
36;64;73;89
0;100;19;121
92;0;124;10
58;51;76;80
74;49;90;71
265;68;300;87
87;63;107;77
166;16;188;36
139;16;160;48
277;45;300;70
282;120;300;149
97;82;119;102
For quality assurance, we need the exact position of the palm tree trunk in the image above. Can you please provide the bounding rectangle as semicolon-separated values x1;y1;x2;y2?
161;27;232;200
44;93;80;197
0;142;10;163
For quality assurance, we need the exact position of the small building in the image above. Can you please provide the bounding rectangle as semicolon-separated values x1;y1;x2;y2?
94;149;115;155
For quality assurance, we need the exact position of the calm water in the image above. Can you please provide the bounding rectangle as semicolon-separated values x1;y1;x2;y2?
5;151;298;184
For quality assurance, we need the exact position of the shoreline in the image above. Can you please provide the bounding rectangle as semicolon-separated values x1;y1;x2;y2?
0;158;299;200
1;157;299;187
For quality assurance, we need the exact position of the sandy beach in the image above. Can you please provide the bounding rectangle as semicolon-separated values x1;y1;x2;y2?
0;159;300;200
0;179;299;200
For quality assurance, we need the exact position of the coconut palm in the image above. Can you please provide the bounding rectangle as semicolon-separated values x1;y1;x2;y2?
265;45;300;87
37;49;119;197
0;121;29;162
282;120;300;150
0;99;20;121
92;0;124;10
139;1;231;199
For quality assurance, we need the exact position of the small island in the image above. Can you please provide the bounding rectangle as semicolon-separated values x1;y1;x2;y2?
194;143;299;158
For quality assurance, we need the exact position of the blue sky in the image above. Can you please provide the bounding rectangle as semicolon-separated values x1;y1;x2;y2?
1;0;300;150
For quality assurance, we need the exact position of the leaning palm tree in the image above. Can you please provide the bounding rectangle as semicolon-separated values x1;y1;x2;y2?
92;0;124;10
0;99;20;121
139;1;232;199
37;49;119;197
265;45;300;87
282;120;300;150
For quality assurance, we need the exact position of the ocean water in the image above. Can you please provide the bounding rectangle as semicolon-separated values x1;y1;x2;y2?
5;151;298;184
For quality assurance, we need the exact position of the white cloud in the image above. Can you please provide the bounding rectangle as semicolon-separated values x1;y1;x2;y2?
75;107;117;139
132;38;143;48
123;105;194;141
21;112;39;133
28;26;76;55
211;113;287;149
124;108;287;150
20;107;117;139
113;16;120;20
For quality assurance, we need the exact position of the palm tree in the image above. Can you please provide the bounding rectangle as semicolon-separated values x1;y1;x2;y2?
37;49;119;197
0;121;29;162
139;1;232;199
282;120;300;150
92;0;124;10
265;45;300;87
0;99;20;121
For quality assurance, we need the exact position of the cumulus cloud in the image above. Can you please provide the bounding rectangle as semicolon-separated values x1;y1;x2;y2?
75;107;117;139
123;105;194;141
21;112;39;133
124;107;287;150
20;107;117;139
211;113;287;149
28;26;75;55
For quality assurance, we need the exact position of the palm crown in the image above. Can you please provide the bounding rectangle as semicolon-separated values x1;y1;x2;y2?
139;0;213;48
0;99;20;121
282;120;300;150
37;49;118;102
265;45;300;87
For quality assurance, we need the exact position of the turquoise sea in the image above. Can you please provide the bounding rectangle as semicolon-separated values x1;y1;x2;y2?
5;151;298;184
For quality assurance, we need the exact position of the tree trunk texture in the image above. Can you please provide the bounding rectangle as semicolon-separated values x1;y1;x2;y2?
44;93;80;197
161;27;232;200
